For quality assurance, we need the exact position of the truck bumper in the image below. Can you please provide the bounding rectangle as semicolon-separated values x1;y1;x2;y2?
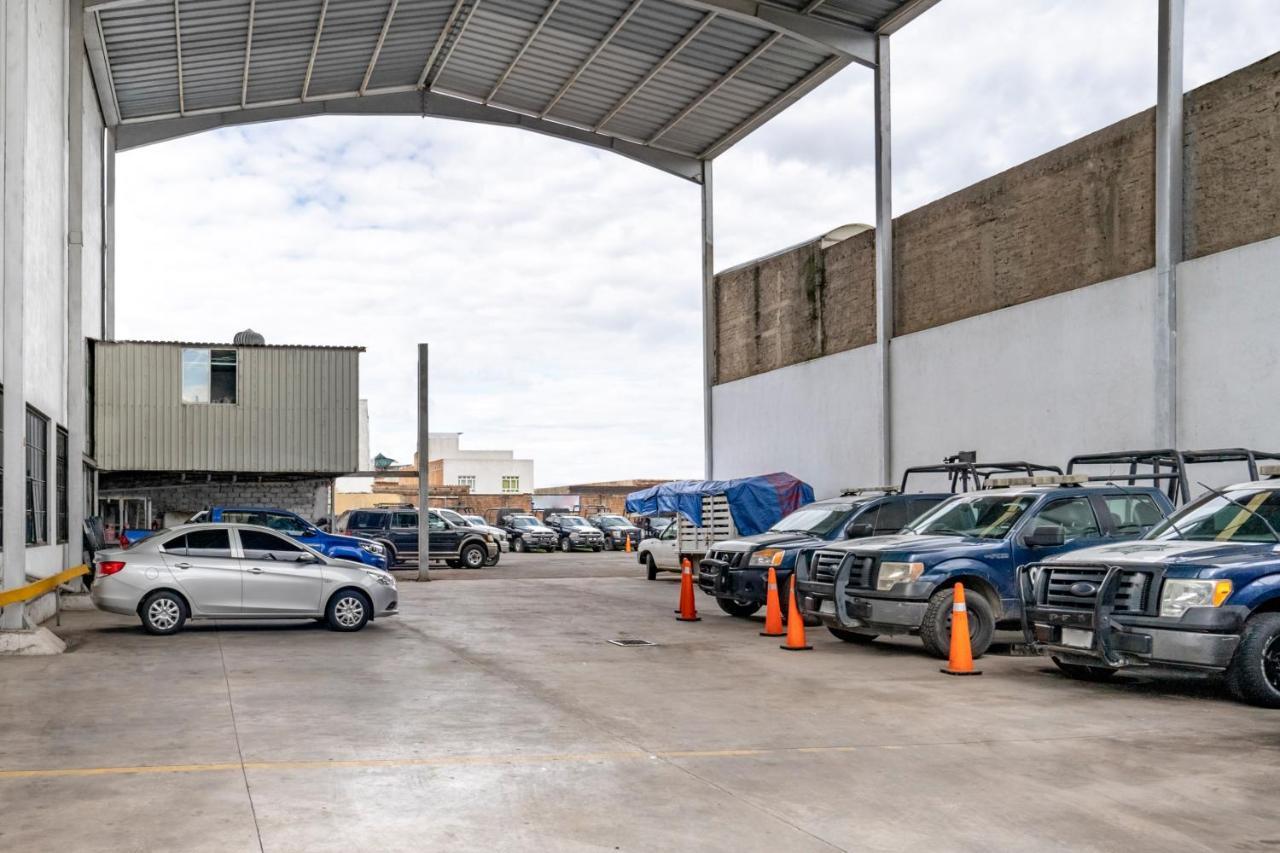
797;580;838;625
698;560;782;606
1028;605;1246;671
839;588;928;633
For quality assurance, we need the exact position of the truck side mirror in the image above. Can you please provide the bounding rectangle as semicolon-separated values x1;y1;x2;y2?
1025;525;1065;548
846;522;874;538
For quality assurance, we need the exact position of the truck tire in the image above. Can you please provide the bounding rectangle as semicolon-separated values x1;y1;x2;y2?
603;538;614;551
377;540;397;566
716;598;761;618
919;585;995;660
828;627;877;644
513;537;526;553
460;542;487;570
1051;658;1118;682
645;553;658;581
560;538;572;552
485;551;500;567
1226;612;1280;708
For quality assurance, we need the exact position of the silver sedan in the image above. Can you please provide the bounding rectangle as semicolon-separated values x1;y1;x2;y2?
90;523;398;635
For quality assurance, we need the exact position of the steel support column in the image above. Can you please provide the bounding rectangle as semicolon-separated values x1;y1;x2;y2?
701;160;715;480
67;0;87;569
1154;0;1184;448
1;0;29;629
102;127;115;339
416;343;431;582
873;34;893;486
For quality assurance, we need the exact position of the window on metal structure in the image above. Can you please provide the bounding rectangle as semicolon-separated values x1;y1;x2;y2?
502;475;520;494
457;475;476;489
56;427;68;543
25;407;48;545
181;348;238;404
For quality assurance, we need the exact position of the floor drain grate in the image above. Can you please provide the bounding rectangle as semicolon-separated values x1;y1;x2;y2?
608;638;656;647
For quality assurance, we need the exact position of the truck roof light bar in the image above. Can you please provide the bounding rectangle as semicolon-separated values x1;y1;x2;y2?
840;485;900;496
985;474;1090;489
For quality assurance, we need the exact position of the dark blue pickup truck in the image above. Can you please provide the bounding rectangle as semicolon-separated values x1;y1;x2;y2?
192;506;389;570
805;478;1173;658
1022;475;1280;707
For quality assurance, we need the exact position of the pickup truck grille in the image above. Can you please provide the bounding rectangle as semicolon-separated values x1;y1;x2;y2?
1041;567;1150;613
708;550;745;567
811;552;876;588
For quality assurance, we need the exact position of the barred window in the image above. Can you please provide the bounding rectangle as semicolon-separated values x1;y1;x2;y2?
457;475;476;489
501;475;520;494
26;407;48;545
56;427;68;544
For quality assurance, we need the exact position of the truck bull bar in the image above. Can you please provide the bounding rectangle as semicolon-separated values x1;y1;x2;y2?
1018;562;1134;668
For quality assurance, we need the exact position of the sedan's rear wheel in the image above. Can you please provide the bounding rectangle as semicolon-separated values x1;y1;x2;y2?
140;591;187;635
326;590;371;632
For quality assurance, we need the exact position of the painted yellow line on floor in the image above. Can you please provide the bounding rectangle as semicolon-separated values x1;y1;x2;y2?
0;745;861;781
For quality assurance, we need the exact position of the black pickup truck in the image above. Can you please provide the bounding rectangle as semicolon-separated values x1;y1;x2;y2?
543;514;606;552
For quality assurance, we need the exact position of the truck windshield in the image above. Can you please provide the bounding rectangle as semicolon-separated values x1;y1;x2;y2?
770;505;855;536
511;516;541;528
1149;488;1280;543
560;517;591;528
908;494;1036;540
464;516;487;527
596;516;630;528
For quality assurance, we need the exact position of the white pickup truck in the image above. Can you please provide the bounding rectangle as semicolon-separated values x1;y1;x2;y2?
636;494;737;580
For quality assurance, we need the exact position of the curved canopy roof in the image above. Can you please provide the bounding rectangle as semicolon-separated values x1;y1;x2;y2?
85;0;934;180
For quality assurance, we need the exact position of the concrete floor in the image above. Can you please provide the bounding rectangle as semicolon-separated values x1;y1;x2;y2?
2;551;1277;852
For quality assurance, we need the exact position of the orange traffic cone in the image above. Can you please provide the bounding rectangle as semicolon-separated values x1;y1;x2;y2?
940;582;982;676
759;566;785;637
624;535;632;553
676;558;701;622
779;575;812;650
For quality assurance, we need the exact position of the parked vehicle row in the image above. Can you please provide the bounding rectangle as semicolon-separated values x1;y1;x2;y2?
633;449;1280;707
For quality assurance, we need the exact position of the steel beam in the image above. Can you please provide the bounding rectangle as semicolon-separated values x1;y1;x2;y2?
2;0;29;629
67;1;88;571
360;0;398;95
649;32;782;144
671;0;875;66
103;128;116;339
83;9;121;126
173;0;185;114
241;0;256;107
539;0;644;118
431;0;483;87
114;89;704;181
302;0;330;100
701;159;716;480
873;34;893;485
1154;0;1183;448
417;343;431;582
595;12;715;132
486;0;562;104
876;0;941;35
417;0;467;88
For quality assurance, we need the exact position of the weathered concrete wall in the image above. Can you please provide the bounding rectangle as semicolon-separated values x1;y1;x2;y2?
715;51;1280;385
100;476;331;525
1184;53;1280;259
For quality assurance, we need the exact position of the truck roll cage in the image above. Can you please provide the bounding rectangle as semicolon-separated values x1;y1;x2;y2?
1065;448;1280;506
899;452;1063;494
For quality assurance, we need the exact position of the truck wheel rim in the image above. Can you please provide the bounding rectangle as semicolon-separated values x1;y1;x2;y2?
148;598;180;630
1264;635;1280;692
465;549;483;568
335;597;364;627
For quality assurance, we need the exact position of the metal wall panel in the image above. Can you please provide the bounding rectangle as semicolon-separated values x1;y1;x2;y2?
94;342;359;473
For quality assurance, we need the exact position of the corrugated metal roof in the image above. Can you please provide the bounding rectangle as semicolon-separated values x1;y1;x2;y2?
86;0;932;178
106;339;367;352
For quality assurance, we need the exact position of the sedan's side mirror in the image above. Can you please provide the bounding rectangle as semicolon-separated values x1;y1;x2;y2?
1025;526;1065;548
846;522;874;539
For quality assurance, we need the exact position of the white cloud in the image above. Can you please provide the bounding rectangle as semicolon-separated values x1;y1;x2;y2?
115;0;1280;488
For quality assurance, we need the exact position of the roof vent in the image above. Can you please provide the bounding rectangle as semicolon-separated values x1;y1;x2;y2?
233;328;265;346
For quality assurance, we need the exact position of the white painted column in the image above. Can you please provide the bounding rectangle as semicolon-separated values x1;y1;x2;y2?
1154;0;1184;448
102;126;115;340
873;34;893;485
701;159;715;480
1;0;29;628
67;1;86;568
416;343;430;582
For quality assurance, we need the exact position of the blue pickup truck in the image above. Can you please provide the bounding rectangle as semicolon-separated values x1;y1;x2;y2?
805;477;1174;658
191;507;389;570
1022;474;1280;707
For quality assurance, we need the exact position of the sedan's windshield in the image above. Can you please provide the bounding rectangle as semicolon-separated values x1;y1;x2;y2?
511;516;541;528
1149;488;1280;543
909;494;1036;540
770;504;855;536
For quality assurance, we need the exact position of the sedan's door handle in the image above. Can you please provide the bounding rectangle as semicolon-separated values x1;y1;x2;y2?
174;562;192;569
247;567;264;574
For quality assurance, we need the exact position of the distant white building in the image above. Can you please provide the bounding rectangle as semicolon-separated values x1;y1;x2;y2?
429;432;534;494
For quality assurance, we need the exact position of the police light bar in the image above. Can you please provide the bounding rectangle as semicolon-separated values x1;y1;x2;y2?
985;474;1089;489
1260;464;1280;478
840;485;900;496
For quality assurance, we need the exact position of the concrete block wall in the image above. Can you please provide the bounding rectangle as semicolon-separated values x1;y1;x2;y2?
99;477;331;525
714;50;1280;385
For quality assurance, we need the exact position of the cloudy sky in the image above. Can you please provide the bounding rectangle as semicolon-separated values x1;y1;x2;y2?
116;0;1280;488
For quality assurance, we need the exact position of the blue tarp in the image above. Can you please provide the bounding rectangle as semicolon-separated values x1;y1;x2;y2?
625;473;814;537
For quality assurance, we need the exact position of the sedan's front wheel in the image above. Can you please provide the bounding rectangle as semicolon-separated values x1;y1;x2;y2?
140;591;187;635
326;590;371;632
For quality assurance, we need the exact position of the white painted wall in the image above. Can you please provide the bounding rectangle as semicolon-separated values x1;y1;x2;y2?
714;238;1280;495
441;458;535;495
712;346;883;499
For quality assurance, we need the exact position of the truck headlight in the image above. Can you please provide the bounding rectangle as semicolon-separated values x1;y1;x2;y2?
484;534;495;544
1159;579;1232;617
877;561;925;591
361;541;385;555
748;548;785;567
